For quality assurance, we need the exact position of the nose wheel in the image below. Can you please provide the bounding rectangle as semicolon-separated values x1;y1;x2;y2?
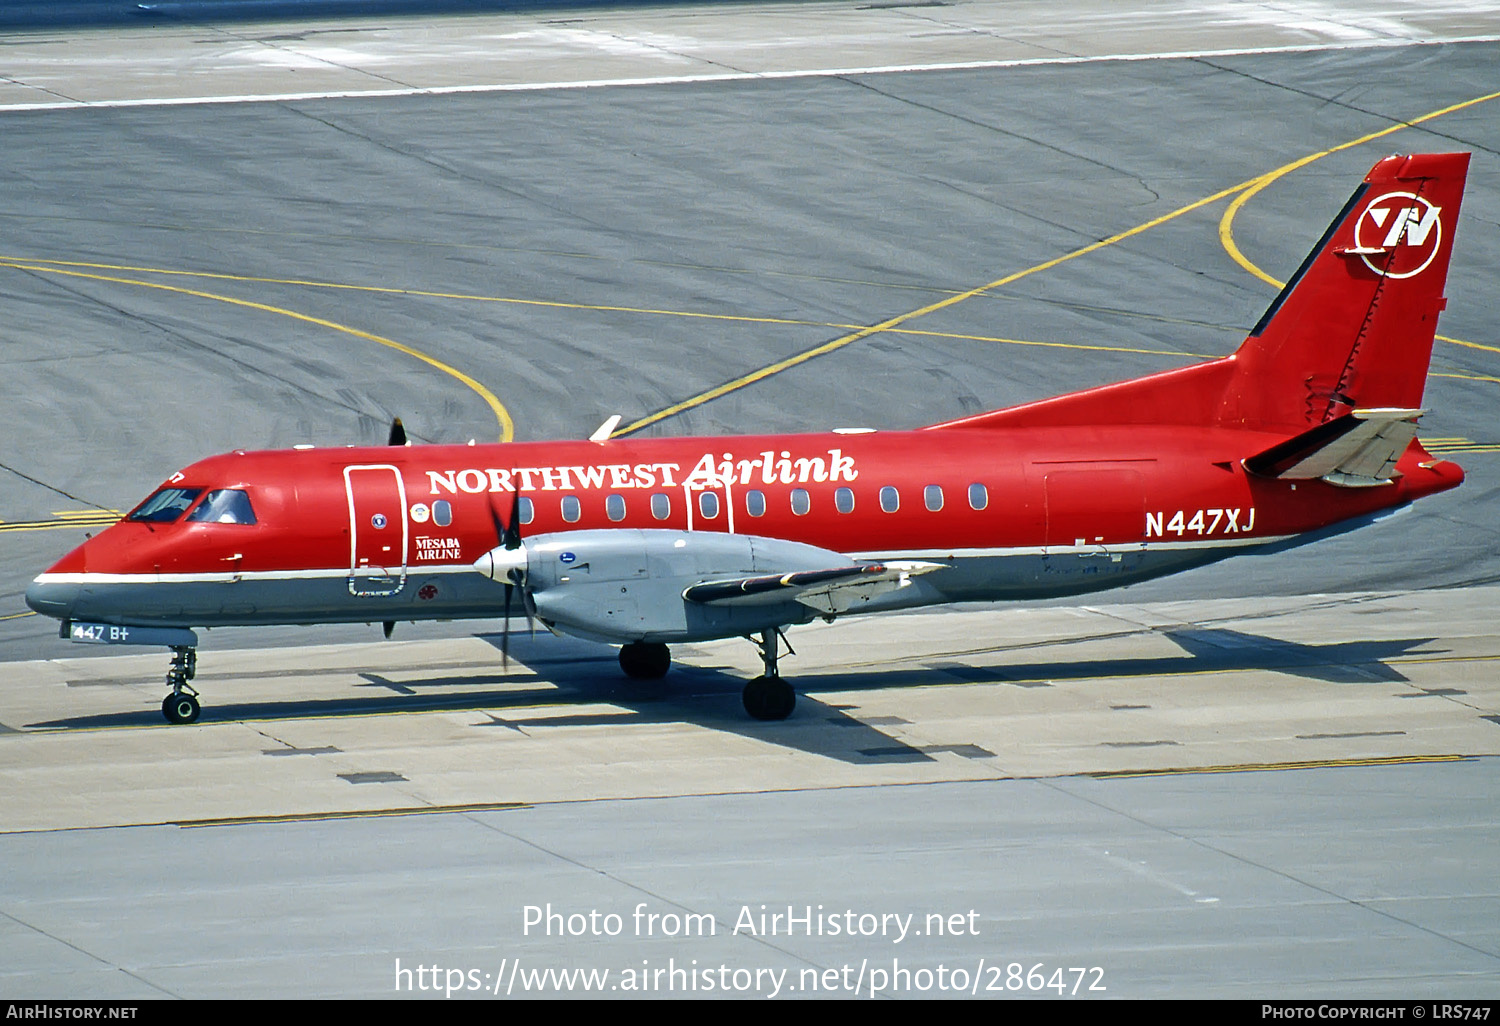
161;645;200;724
162;691;200;724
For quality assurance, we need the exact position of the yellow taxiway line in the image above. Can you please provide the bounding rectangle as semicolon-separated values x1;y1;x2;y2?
0;259;515;443
1091;753;1473;779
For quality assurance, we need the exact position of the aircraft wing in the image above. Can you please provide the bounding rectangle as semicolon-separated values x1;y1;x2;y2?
683;561;944;616
1243;408;1423;487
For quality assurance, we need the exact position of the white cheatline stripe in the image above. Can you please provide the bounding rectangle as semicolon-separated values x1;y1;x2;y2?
33;565;481;586
33;535;1293;587
2;37;1497;114
849;537;1293;561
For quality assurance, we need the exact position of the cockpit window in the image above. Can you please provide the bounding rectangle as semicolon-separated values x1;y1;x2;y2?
185;489;257;525
128;488;203;523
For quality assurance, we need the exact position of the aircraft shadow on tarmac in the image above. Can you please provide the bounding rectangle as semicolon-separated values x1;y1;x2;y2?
29;636;942;762
801;629;1439;693
25;628;1441;763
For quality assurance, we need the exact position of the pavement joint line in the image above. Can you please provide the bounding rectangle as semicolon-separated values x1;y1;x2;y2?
0;755;1487;835
176;802;533;829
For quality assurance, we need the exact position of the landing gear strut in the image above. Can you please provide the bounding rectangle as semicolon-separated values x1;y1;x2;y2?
742;629;795;721
161;645;200;724
619;641;671;679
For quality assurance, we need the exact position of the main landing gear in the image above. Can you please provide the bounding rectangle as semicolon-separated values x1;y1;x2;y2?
161;645;200;724
616;632;797;720
742;629;796;722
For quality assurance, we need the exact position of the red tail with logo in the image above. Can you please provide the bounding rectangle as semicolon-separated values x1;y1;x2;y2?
928;152;1470;434
1222;151;1469;431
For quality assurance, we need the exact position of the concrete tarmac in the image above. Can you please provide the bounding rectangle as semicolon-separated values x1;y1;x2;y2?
1;0;1498;999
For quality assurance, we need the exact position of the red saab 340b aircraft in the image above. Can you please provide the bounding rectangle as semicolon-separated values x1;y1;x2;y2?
27;152;1470;723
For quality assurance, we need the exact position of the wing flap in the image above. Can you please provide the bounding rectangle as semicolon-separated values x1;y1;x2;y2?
1243;408;1422;487
683;561;945;615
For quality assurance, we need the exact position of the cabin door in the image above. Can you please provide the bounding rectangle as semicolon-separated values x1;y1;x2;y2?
344;464;409;597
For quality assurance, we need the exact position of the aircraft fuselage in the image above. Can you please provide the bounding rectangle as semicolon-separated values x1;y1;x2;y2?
26;423;1460;643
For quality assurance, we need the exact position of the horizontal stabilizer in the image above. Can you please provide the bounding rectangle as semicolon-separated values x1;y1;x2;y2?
1243;408;1423;487
683;561;944;615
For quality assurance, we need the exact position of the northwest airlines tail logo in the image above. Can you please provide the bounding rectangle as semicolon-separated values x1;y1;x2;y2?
1354;191;1443;279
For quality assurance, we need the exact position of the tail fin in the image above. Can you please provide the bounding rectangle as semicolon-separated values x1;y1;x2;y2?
926;153;1469;434
1223;151;1469;431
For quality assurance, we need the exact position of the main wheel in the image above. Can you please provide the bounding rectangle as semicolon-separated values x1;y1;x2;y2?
619;642;671;680
742;675;796;721
162;693;201;724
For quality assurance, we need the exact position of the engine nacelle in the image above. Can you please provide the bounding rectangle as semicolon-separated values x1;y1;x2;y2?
475;529;854;644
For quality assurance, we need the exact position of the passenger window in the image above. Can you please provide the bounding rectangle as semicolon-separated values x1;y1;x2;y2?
834;487;855;514
968;483;988;511
605;494;626;522
650;493;671;520
790;488;810;516
698;492;720;519
745;490;766;517
129;488;204;523
925;484;944;512
433;499;453;527
519;497;534;525
186;489;257;525
561;495;581;523
879;486;899;513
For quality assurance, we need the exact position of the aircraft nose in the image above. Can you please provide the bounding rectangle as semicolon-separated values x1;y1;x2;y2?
25;576;78;621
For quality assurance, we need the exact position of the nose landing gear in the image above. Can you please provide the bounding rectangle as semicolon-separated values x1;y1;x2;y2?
161;645;200;724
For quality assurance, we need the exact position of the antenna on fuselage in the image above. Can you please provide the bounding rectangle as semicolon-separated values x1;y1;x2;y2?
589;414;622;443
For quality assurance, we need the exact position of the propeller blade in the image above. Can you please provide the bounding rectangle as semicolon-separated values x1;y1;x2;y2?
485;494;508;548
383;620;395;639
517;570;535;638
504;490;524;550
501;582;513;670
482;489;527;670
387;417;407;446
